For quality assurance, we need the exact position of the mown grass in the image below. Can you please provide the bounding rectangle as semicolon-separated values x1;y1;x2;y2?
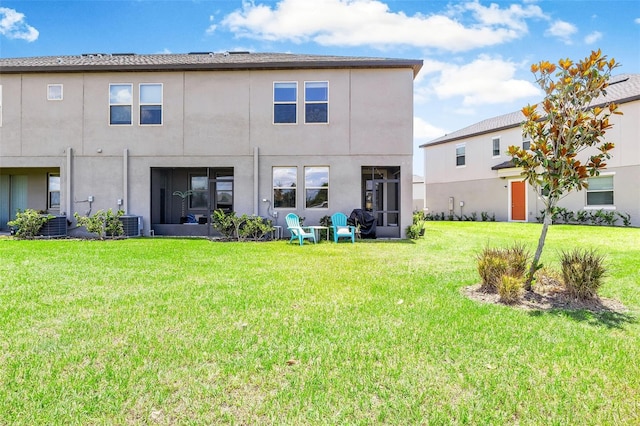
0;222;638;424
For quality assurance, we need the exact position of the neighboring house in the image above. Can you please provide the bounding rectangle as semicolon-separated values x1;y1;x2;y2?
421;74;640;226
412;174;425;212
0;52;422;237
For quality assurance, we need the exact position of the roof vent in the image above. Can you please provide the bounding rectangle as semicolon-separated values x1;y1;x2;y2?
188;52;214;55
608;75;629;86
111;53;136;56
228;51;250;55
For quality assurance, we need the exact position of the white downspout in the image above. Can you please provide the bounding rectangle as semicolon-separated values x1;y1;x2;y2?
66;147;72;219
253;146;259;216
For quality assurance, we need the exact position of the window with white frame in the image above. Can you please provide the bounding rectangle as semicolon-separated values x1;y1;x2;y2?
456;143;466;166
522;138;531;151
492;137;500;157
586;175;614;206
48;173;60;210
273;167;297;208
305;81;328;123
140;83;162;125
48;84;63;101
109;84;133;125
274;82;297;124
305;166;329;208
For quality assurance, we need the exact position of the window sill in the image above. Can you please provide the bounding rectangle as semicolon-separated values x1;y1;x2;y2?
584;205;616;210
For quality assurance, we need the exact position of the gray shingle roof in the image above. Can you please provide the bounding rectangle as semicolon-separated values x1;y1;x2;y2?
0;52;423;77
421;73;640;147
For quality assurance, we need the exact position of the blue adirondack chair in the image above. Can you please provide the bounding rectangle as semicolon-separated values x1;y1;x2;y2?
285;213;316;245
331;212;356;243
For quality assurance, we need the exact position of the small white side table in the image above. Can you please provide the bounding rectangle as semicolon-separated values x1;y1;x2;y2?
306;225;329;241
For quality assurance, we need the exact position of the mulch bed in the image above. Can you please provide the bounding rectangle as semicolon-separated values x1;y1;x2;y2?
462;279;628;313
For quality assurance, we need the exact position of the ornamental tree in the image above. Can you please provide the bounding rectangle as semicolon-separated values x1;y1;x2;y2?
508;50;621;290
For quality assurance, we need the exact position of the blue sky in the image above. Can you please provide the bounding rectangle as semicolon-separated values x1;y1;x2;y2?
1;0;639;175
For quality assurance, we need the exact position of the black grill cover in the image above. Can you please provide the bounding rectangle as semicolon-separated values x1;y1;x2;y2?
349;209;376;239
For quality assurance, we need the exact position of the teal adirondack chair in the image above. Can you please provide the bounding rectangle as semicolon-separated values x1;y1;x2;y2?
331;212;356;243
285;213;316;245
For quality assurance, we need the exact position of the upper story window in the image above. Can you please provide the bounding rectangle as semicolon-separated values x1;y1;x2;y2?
48;84;63;101
273;166;297;208
109;84;133;125
48;173;60;210
274;82;297;124
305;82;328;123
492;137;500;157
140;83;162;125
456;143;466;167
305;166;329;208
586;175;614;207
522;138;531;151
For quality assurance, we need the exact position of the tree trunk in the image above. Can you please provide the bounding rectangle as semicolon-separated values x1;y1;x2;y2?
525;211;552;291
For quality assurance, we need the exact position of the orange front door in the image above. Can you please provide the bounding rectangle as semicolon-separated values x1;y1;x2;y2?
511;181;526;221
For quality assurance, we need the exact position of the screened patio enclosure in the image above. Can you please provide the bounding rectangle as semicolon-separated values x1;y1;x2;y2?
0;168;61;231
362;166;401;238
150;167;233;236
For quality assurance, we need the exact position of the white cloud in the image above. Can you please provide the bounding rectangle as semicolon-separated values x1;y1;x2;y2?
413;116;448;174
206;14;217;34
422;55;541;107
461;1;545;32
545;19;577;44
634;18;640;24
584;31;602;44
0;7;39;42
414;116;447;140
220;0;547;52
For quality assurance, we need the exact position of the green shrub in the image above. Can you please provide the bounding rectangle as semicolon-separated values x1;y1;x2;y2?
462;212;477;221
105;209;125;237
560;249;607;300
497;275;524;304
477;250;509;292
211;209;237;239
575;210;591;224
616;212;631;227
74;209;124;240
556;207;575;224
406;211;426;240
8;209;54;239
477;244;530;293
238;215;274;242
212;210;274;241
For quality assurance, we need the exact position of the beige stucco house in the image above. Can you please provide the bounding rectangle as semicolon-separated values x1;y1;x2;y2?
0;52;422;237
420;74;640;226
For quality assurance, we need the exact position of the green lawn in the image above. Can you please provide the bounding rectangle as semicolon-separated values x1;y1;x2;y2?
1;222;638;424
